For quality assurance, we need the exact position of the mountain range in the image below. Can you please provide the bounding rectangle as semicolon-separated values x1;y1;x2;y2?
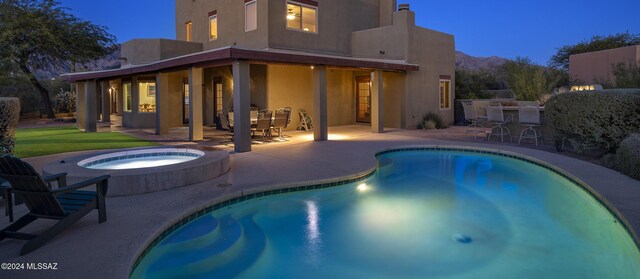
455;51;508;72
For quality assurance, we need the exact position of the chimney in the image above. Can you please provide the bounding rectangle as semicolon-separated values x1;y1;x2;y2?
379;0;397;27
398;4;410;11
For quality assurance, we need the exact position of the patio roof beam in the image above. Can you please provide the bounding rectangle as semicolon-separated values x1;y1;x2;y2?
62;47;418;82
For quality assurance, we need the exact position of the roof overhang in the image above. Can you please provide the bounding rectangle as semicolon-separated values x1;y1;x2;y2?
61;46;419;82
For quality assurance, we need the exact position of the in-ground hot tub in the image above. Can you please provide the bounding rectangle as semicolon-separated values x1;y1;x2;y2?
44;147;230;197
78;149;204;170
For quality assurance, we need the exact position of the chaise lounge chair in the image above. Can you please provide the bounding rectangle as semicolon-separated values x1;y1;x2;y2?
0;155;110;255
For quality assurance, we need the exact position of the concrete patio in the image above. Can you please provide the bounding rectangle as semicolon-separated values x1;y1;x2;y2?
1;125;639;278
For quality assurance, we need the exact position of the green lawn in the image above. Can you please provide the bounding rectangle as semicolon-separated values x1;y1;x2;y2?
15;126;158;158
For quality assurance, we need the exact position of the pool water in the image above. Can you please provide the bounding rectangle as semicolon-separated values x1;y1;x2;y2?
84;156;195;170
78;149;203;170
131;150;640;279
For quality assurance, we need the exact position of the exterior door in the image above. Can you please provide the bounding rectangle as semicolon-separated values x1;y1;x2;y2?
183;81;190;125
213;78;223;128
110;88;118;114
356;76;371;123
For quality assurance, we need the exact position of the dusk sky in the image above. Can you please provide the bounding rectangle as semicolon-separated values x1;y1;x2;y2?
58;0;639;65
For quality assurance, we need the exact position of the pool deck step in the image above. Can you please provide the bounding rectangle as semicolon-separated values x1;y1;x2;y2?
159;214;220;248
143;215;243;276
200;215;268;278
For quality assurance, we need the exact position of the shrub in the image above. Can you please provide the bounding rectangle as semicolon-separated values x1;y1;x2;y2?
0;97;21;155
419;112;446;130
613;133;640;179
52;88;76;114
546;89;640;154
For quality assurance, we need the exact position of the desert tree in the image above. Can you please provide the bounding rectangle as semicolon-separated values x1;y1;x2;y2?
0;0;115;118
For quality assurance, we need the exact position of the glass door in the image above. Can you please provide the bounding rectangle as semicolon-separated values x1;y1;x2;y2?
110;88;118;114
356;76;371;123
183;82;190;125
213;78;223;128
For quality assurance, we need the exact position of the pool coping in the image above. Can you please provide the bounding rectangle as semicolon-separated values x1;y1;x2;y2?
128;144;640;277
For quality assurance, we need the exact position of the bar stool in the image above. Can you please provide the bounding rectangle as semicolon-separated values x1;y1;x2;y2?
486;104;513;143
462;101;484;139
518;103;543;146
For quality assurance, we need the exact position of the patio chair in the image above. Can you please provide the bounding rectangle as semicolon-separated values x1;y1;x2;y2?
0;155;110;255
228;110;235;127
297;109;313;131
218;111;234;141
1;178;13;221
472;101;491;122
250;108;259;125
486;104;513;143
462;101;484;138
252;110;272;142
518;102;543;146
271;108;290;141
283;107;293;127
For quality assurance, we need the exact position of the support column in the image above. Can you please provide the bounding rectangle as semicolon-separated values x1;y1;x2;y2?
313;66;328;141
131;77;140;113
371;70;384;133
189;67;204;141
76;81;86;130
84;80;98;132
233;60;252;152
100;81;111;123
115;79;123;115
156;73;170;135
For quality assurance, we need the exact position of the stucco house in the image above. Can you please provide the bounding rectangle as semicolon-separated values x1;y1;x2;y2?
63;0;455;153
569;45;640;85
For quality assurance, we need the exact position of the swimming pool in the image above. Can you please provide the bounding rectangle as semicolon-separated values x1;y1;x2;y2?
131;148;640;278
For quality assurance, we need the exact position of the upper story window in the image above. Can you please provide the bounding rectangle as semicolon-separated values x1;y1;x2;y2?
245;1;257;32
209;12;218;40
185;21;193;42
286;1;317;33
439;79;451;110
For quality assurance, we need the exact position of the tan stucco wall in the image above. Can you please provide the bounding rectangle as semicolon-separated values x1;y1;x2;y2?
174;0;400;55
353;9;455;128
383;71;405;129
120;39;203;66
267;0;380;55
327;69;356;126
351;14;409;60
569;45;640;84
266;65;362;130
266;65;313;130
405;24;456;128
175;0;269;50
